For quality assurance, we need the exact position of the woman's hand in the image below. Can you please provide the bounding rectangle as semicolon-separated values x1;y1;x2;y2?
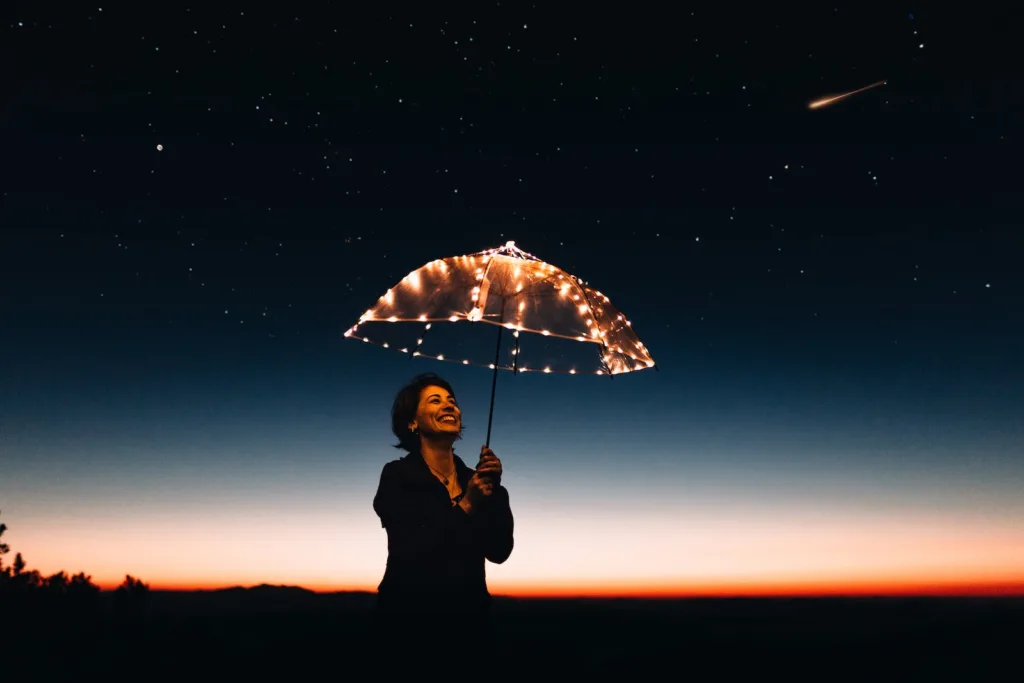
463;471;493;510
463;446;503;510
476;446;502;486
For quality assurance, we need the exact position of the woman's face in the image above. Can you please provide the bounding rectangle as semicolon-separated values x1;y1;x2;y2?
410;384;461;440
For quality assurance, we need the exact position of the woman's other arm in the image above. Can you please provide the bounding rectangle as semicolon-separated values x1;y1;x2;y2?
476;485;514;564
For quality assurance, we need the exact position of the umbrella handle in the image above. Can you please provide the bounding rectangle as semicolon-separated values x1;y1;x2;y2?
484;324;502;449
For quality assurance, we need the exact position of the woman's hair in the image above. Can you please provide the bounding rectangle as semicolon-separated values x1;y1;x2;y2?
391;372;463;452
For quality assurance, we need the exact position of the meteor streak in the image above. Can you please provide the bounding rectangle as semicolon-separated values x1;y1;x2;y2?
808;80;887;110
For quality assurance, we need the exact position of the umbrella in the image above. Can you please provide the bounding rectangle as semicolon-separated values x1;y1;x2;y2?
344;241;656;446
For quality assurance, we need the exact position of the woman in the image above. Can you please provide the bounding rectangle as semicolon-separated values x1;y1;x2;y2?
372;372;515;635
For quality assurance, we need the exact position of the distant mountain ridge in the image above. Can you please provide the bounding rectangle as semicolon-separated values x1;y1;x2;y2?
144;584;377;614
212;583;319;596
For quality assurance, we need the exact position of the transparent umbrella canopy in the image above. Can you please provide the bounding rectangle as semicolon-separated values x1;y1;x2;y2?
345;241;656;445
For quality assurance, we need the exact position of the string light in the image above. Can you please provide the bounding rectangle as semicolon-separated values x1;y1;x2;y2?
346;241;656;375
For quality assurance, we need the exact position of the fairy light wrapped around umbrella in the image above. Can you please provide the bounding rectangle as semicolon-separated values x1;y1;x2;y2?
345;241;656;445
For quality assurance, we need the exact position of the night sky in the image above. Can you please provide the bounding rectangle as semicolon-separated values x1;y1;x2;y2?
3;6;1022;596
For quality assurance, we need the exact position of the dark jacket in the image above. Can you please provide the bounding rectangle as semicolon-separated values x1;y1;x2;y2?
372;449;514;617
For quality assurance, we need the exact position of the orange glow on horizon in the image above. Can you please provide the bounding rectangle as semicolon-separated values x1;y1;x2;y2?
97;577;1024;598
15;480;1024;601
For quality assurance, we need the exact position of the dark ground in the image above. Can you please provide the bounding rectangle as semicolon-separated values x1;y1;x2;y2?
7;587;1021;680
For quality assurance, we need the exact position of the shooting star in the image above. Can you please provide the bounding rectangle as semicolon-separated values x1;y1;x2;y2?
808;80;887;110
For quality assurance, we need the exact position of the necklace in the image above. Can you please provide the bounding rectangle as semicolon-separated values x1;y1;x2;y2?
427;463;456;486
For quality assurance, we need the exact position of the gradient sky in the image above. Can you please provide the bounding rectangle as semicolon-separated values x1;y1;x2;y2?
2;6;1022;595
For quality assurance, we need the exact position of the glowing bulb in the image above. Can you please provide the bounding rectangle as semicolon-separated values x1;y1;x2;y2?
506;240;515;248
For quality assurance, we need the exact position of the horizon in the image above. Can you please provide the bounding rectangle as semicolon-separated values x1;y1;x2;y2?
60;579;1024;598
136;582;1024;598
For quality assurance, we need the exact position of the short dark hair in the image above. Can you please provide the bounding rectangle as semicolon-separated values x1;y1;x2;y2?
391;372;463;452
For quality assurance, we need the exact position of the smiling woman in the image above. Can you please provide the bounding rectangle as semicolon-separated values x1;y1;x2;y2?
371;372;515;647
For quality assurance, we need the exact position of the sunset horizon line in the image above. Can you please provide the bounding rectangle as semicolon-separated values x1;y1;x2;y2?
92;580;1024;598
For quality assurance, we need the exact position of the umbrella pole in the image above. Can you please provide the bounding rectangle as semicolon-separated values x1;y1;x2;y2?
484;323;502;449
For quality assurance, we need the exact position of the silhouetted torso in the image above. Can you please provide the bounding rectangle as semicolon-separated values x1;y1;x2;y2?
372;450;514;625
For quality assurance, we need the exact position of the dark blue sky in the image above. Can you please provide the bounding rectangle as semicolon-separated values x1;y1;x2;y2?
2;5;1022;593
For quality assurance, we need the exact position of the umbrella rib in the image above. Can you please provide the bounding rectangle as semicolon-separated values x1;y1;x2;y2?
476;253;500;318
571;279;613;374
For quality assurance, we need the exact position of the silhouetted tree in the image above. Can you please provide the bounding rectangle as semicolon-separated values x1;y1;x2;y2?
45;570;70;594
12;552;25;576
15;568;43;590
0;508;148;645
64;571;102;616
69;572;100;594
0;510;10;578
115;574;150;600
114;575;150;606
112;574;151;630
5;553;38;592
